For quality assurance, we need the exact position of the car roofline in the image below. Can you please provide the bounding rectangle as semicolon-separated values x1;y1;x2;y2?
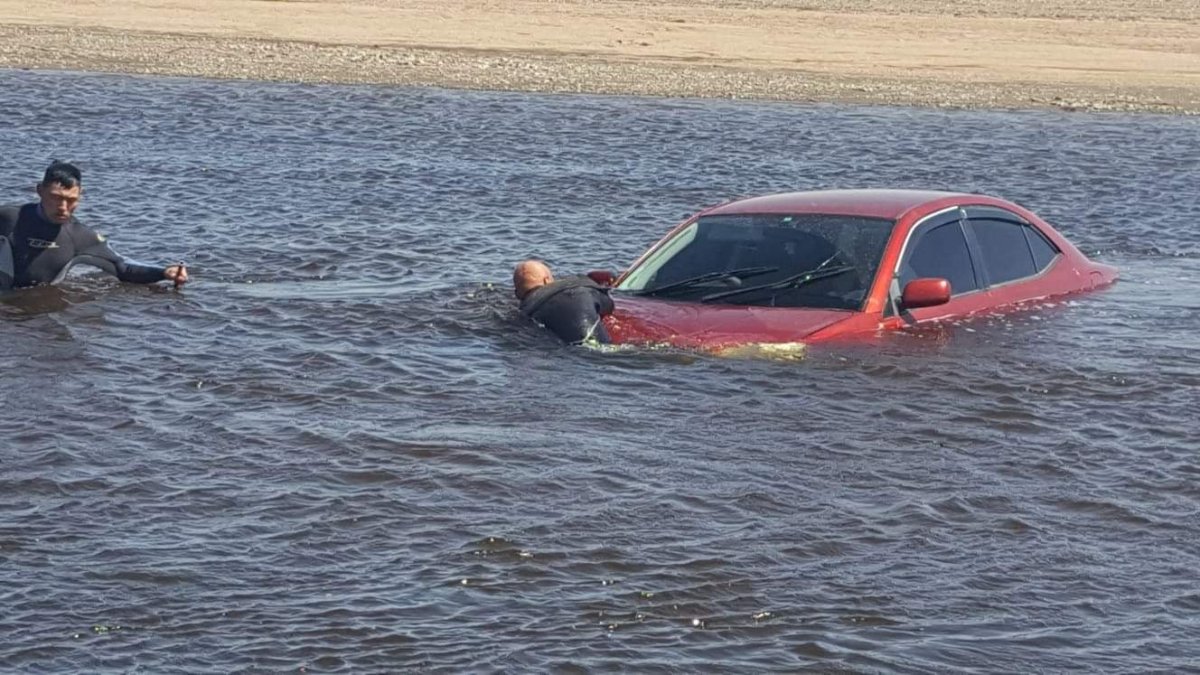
702;189;982;220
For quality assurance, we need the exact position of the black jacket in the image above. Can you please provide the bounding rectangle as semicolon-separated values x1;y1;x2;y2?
520;276;614;344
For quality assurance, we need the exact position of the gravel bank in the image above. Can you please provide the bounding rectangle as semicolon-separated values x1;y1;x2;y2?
1;0;1197;113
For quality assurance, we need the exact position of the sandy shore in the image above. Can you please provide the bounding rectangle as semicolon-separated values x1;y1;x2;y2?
1;0;1197;113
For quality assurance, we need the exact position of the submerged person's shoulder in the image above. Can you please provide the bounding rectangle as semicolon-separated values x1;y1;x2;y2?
520;276;604;313
0;203;38;229
0;206;20;239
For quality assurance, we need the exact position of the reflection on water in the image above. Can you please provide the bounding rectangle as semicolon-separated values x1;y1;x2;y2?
1;284;78;316
1;69;1198;672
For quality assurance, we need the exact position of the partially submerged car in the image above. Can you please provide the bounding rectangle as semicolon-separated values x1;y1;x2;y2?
597;189;1117;348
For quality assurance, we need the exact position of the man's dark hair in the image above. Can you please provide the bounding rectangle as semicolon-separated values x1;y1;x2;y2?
41;161;82;189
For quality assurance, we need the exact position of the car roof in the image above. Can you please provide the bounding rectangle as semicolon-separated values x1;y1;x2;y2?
703;189;976;220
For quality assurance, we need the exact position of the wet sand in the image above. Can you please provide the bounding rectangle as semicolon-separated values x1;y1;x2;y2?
1;0;1197;112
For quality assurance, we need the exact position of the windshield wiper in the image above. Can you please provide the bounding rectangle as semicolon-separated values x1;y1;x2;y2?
700;259;856;304
632;265;778;297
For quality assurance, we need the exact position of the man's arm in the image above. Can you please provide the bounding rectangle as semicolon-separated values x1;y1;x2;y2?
596;287;615;316
71;227;168;284
0;206;19;238
0;208;16;289
0;235;14;291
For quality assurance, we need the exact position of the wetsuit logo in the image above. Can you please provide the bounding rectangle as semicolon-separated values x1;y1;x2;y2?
26;238;59;249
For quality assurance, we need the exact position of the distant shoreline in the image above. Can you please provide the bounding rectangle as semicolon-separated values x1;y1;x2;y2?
1;0;1197;114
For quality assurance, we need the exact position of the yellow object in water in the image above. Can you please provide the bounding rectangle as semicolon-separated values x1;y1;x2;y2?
714;342;808;361
586;340;807;362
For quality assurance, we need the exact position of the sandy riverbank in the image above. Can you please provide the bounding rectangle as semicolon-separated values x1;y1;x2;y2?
1;0;1197;113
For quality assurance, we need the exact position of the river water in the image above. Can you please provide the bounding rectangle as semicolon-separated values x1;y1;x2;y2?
1;70;1197;672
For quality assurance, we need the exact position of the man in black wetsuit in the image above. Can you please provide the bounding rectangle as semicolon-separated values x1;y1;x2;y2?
0;162;188;291
513;259;614;344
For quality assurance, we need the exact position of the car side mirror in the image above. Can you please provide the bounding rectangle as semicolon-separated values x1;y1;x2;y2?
587;270;617;286
900;277;951;310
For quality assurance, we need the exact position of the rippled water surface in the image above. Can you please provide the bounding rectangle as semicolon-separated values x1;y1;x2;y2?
1;70;1198;672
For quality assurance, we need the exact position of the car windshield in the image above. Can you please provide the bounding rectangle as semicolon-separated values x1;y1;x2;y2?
616;213;895;310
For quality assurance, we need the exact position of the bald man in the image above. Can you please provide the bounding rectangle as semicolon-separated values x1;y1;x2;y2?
513;260;614;344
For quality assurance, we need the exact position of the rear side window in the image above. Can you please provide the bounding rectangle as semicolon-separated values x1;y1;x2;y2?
902;222;979;295
1026;225;1060;271
970;219;1036;285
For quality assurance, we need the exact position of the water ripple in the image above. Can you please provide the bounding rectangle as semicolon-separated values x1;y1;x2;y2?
0;69;1197;672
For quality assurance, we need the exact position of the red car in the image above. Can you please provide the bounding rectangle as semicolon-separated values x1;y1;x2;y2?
598;189;1117;348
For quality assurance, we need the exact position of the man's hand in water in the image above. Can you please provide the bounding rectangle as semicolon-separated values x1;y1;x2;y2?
164;264;189;288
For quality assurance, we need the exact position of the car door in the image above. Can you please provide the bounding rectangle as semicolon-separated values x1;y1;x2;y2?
883;207;996;326
962;206;1064;306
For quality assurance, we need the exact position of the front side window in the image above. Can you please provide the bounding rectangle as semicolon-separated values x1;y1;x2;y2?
616;214;894;310
899;221;979;295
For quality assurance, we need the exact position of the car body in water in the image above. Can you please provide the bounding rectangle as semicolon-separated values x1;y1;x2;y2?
597;189;1117;348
